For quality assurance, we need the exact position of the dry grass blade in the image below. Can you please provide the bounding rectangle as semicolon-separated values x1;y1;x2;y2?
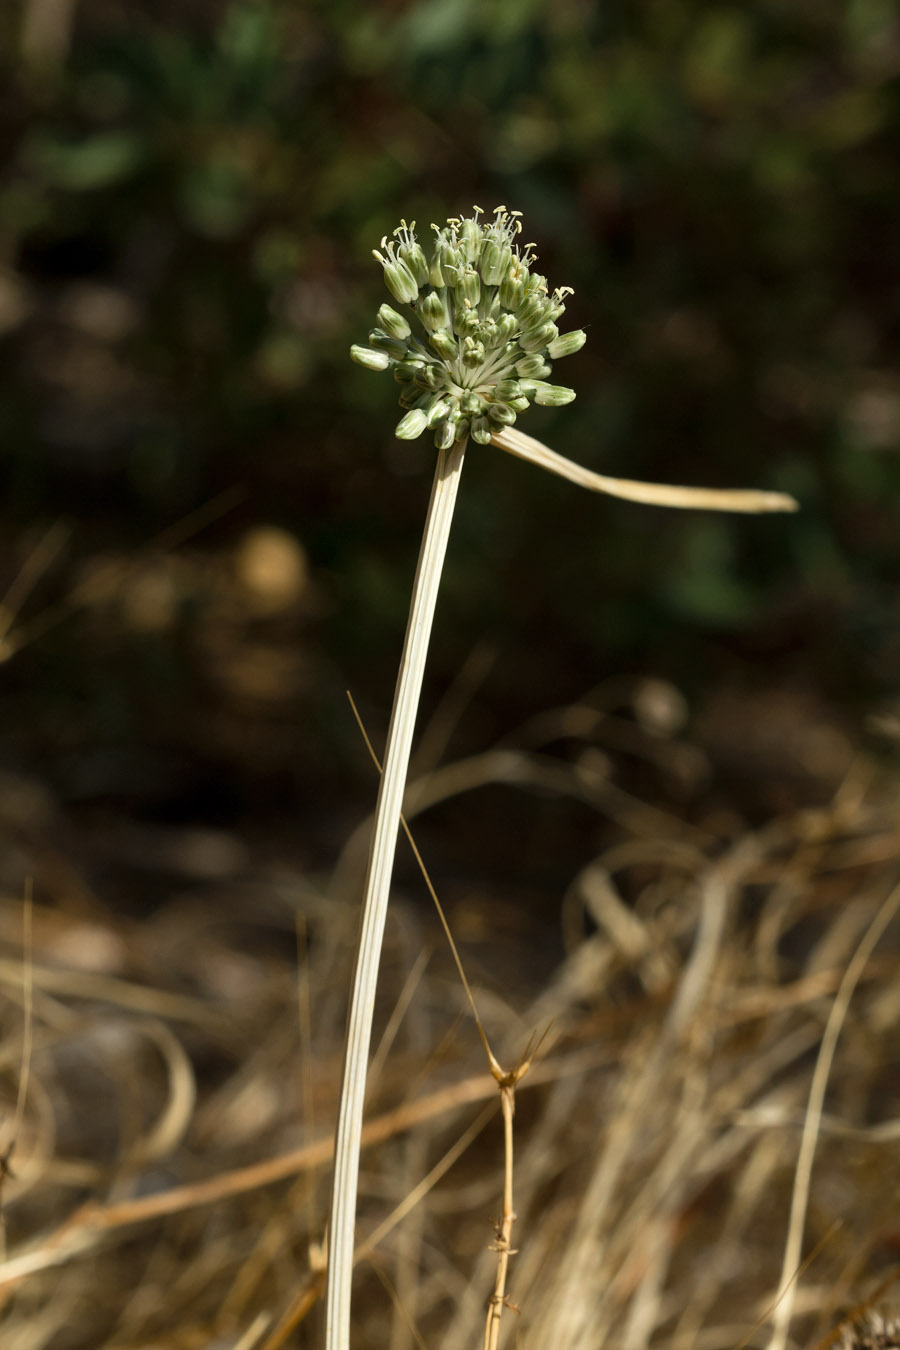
766;877;900;1350
0;695;897;1346
491;427;799;514
0;486;243;663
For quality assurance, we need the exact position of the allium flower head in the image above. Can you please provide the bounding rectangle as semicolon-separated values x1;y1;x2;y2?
351;207;586;450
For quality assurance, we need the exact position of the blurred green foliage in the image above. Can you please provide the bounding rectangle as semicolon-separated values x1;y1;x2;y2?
0;0;898;832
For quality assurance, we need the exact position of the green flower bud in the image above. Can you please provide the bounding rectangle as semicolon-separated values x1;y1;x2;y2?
377;304;411;340
460;391;482;415
393;357;424;380
516;289;547;320
434;418;456;450
499;262;527;310
523;271;549;298
429;328;458;361
547;329;587;359
475;317;498;347
460;215;482;260
400;240;429;286
396;408;428;439
533;384;576;407
509;396;531;412
374;252;418;305
456;266;481;307
455;307;481;338
471;416;493;444
389;220;429;287
350;344;390;372
461;337;486;368
418;291;450;332
519;321;558;354
369;329;410;360
480;238;511;286
426;397;451;427
436;233;463;277
487;402;517;425
414;364;443;391
515;354;549;377
496;314;518;343
398;386;425;409
491;379;523;402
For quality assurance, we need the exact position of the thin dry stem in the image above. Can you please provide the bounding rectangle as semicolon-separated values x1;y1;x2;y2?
483;1080;519;1350
491;426;799;514
325;439;467;1350
765;877;900;1350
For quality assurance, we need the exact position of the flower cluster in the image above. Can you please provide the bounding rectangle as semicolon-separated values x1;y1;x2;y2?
351;207;586;449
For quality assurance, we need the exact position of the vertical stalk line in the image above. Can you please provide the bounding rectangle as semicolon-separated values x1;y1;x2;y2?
325;439;467;1350
484;1083;517;1350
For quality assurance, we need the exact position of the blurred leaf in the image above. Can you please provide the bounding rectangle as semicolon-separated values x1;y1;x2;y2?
26;130;145;191
661;520;760;626
179;155;251;238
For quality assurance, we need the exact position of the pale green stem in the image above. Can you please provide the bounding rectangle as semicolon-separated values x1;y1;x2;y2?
325;438;467;1350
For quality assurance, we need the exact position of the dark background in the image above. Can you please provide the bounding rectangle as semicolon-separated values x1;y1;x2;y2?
1;0;899;913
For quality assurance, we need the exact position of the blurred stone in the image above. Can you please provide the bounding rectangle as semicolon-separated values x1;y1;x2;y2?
235;526;308;614
57;283;139;341
633;678;689;737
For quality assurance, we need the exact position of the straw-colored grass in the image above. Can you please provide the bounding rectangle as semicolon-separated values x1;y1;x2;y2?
0;682;897;1349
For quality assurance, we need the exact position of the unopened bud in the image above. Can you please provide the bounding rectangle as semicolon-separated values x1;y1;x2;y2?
533;384;576;407
547;329;586;359
396;409;428;439
429;329;458;361
377;304;411;340
519;321;558;354
434;418;456;450
350;345;390;372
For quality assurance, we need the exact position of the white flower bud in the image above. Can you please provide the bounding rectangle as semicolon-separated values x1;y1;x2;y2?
377;304;411;340
499;262;527;310
429;329;458;361
547;329;587;359
418;292;450;332
519;321;558;354
350;345;390;371
434;418;456;450
426;397;452;427
374;246;419;305
533;384;576;407
480;238;511;286
395;409;428;439
471;417;492;444
487;403;517;425
369;329;409;359
516;354;549;377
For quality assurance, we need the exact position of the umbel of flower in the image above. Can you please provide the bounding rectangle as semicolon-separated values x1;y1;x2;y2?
350;207;586;450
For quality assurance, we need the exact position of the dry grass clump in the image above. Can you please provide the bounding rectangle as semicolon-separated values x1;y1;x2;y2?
0;686;897;1349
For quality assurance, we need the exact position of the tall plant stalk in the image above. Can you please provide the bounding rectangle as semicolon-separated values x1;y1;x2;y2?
325;439;466;1350
327;206;797;1350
